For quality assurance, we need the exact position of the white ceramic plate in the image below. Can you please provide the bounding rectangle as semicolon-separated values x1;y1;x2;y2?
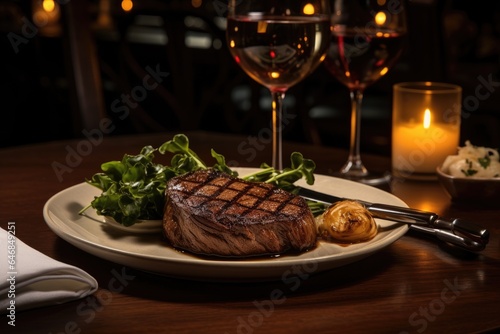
103;216;163;234
43;168;408;282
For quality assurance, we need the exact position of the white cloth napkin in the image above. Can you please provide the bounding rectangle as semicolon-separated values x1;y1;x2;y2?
0;227;98;313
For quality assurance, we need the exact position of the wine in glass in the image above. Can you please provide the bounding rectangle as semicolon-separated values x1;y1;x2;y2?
227;0;331;170
324;0;407;184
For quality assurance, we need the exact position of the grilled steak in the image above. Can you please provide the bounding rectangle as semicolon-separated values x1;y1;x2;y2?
163;169;317;257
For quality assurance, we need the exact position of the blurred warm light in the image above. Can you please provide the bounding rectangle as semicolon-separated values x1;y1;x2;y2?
271;72;280;79
379;67;388;76
303;3;315;15
43;0;55;12
33;0;61;36
121;0;133;12
345;71;351;78
375;11;386;25
229;40;235;48
383;32;390;38
423;109;431;129
376;31;383;37
96;0;113;29
377;0;386;5
417;202;434;213
257;21;267;33
191;0;202;8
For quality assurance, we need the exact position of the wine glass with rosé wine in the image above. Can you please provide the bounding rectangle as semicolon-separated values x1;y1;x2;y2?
227;0;331;170
324;0;407;185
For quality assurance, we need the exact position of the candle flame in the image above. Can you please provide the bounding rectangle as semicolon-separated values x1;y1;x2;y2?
423;109;431;129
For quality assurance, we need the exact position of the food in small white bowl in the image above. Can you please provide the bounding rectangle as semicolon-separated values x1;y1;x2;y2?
437;141;500;202
441;141;500;178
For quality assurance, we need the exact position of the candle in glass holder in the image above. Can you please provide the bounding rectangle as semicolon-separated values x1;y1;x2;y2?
392;82;461;180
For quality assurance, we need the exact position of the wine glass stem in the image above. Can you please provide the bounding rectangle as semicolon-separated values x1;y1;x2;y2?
341;89;368;177
271;90;284;171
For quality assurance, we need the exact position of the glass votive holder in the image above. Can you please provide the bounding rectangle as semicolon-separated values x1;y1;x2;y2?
392;82;462;180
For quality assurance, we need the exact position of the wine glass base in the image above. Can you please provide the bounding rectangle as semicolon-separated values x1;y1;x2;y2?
332;170;392;186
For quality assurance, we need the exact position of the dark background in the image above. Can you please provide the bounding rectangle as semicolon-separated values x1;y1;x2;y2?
1;0;499;155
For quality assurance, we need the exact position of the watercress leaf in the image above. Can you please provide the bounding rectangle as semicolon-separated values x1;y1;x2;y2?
159;134;189;154
171;154;202;175
122;165;145;183
125;152;149;167
301;160;316;185
164;167;179;179
88;173;113;190
241;167;275;183
141;181;156;193
211;149;238;176
128;182;147;198
307;201;328;217
101;161;126;181
140;145;156;157
91;191;121;215
290;152;315;185
119;195;140;217
103;182;118;196
159;134;206;169
146;163;165;177
290;151;304;169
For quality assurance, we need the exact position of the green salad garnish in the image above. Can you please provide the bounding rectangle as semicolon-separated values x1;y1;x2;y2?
478;156;491;169
79;134;323;226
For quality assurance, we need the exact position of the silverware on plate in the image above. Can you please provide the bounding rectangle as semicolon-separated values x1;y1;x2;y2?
297;187;489;252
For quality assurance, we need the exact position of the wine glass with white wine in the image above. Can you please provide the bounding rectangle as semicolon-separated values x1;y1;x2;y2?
227;0;331;170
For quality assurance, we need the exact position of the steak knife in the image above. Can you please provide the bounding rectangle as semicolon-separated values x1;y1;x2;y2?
297;186;489;251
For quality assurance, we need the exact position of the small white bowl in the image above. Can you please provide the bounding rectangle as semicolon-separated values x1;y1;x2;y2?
436;166;500;203
104;216;163;234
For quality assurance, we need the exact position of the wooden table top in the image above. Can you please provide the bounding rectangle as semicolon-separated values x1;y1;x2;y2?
1;131;498;334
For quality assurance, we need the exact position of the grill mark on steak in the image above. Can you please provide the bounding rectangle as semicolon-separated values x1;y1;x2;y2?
169;172;304;223
214;181;254;217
